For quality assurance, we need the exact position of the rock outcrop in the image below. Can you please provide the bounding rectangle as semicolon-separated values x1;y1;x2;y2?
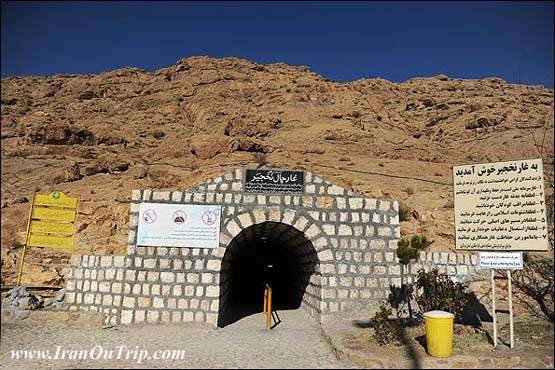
1;56;553;286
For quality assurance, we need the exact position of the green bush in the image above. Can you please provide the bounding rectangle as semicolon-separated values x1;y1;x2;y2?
371;302;404;346
397;239;417;265
396;236;432;265
416;268;468;323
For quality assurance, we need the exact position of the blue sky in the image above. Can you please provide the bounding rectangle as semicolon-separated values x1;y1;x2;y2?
1;1;553;87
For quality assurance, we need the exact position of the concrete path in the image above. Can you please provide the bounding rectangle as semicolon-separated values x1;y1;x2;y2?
1;309;351;369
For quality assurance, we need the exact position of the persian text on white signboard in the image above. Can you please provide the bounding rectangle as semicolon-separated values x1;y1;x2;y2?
137;203;221;248
479;252;524;270
453;158;548;251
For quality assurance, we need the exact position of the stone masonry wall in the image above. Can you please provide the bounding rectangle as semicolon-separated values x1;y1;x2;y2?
65;168;481;326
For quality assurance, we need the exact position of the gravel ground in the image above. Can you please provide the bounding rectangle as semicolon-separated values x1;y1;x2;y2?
0;309;351;369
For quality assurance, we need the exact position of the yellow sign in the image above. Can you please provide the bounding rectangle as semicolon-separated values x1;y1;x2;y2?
31;221;74;235
35;192;79;208
33;207;76;222
17;191;80;286
29;234;74;249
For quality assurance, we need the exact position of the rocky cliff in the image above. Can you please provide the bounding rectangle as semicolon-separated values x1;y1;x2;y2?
1;56;553;286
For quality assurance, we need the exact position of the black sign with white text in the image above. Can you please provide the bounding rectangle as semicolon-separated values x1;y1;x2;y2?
244;169;304;194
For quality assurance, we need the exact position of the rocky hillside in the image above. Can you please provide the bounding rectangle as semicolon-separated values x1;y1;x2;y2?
1;56;553;286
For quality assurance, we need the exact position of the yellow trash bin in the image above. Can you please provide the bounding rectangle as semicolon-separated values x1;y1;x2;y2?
424;310;455;358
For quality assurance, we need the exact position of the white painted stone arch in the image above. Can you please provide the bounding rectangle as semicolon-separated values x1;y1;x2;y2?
221;208;335;269
216;208;335;324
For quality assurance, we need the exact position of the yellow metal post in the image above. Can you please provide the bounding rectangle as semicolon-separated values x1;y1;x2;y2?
267;287;272;329
263;286;273;329
263;288;268;315
72;197;80;255
17;193;36;286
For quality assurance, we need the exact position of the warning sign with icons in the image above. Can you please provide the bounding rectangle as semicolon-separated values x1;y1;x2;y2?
137;203;221;248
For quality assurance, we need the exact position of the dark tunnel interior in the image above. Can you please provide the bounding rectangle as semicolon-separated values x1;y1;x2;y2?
217;222;320;327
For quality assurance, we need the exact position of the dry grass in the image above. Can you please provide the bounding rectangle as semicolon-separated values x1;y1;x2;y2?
367;323;492;353
499;319;554;348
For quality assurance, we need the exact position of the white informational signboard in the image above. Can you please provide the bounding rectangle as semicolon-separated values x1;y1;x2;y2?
137;203;221;248
479;252;524;270
453;158;549;251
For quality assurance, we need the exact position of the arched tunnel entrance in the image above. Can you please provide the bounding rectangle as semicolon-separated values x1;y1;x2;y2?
218;221;321;327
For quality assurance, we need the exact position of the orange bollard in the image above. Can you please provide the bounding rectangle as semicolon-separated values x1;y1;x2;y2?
263;288;268;315
267;288;272;329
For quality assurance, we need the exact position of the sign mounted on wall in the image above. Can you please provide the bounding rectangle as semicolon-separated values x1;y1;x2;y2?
453;158;548;251
137;203;221;248
244;169;304;194
479;252;524;270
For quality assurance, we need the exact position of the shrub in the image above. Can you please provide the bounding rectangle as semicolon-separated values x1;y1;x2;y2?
398;201;412;222
253;152;268;168
397;239;418;265
397;236;431;265
511;257;554;322
371;302;404;346
410;235;432;250
416;268;468;323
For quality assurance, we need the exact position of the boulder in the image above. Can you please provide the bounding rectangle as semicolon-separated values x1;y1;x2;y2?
4;286;41;318
54;288;66;302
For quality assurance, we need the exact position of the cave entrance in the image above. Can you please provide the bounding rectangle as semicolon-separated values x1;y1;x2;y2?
218;221;321;327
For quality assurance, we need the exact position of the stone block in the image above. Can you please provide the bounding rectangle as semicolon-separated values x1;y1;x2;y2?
153;191;170;201
305;224;320;238
302;196;314;207
336;198;346;209
173;285;183;296
253;208;266;224
99;282;110;293
178;299;188;309
131;310;144;322
328;185;344;195
321;264;336;274
131;190;141;201
388;265;401;275
142;189;152;200
378;200;391;211
378;227;392;237
206;286;219;297
153;297;165;308
143;258;156;269
225;219;241;237
338;225;352;236
440;253;449;264
121;310;133;324
319;249;333;261
102;295;113;306
294;216;309;231
171;311;183;323
364;198;378;210
206;260;220;271
349;198;363;209
195;286;204;297
122;297;135;308
147;311;159;323
136;297;149;308
237;213;253;228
